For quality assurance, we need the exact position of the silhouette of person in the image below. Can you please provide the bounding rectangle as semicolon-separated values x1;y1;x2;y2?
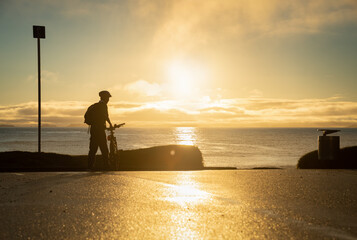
87;90;113;170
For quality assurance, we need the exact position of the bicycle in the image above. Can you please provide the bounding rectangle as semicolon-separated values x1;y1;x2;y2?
106;123;125;170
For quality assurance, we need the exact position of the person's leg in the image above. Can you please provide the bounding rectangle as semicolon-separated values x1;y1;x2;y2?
88;129;99;169
98;130;110;169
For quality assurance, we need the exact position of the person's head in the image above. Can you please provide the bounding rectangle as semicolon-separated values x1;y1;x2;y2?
99;90;111;103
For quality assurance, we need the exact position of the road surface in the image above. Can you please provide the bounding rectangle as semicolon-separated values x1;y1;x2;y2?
0;169;356;239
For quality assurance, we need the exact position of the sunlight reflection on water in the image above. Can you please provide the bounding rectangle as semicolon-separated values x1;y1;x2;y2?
174;127;197;146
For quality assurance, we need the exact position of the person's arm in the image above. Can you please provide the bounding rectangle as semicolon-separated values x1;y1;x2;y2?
105;105;113;128
107;116;112;128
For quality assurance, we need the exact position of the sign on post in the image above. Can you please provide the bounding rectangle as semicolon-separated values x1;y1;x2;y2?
33;26;46;39
33;25;46;153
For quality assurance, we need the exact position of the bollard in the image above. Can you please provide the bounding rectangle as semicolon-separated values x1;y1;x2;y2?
317;129;340;161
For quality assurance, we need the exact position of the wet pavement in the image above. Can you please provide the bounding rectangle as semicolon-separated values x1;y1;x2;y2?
0;169;356;239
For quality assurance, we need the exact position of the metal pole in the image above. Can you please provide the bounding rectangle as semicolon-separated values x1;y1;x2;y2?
37;37;41;153
33;25;45;154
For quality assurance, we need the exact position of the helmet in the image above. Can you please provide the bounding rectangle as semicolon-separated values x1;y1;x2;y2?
99;90;112;98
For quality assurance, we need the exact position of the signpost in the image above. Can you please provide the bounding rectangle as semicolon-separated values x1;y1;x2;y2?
33;26;46;153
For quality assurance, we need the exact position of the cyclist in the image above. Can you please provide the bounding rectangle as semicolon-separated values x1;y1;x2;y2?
86;90;113;170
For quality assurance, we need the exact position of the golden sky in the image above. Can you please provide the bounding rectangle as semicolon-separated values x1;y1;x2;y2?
1;0;357;127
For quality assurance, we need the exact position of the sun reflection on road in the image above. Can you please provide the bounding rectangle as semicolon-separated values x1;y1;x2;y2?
174;127;197;146
166;183;209;207
164;173;210;239
165;173;209;207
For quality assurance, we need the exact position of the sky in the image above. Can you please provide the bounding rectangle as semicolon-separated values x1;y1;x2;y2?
0;0;357;127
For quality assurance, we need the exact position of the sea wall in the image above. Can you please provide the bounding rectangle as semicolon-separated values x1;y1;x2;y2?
0;145;204;171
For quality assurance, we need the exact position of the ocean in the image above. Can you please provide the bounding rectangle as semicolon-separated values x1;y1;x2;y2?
0;127;356;168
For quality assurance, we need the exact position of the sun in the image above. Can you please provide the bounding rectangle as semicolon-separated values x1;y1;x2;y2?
168;61;194;97
166;60;206;99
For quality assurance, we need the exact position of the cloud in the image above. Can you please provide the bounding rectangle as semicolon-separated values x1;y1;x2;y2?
26;75;35;82
6;0;356;58
3;0;124;18
124;80;162;97
149;0;357;56
249;89;263;98
111;103;143;109
0;97;356;127
25;70;59;83
5;0;357;35
0;101;88;127
42;70;59;83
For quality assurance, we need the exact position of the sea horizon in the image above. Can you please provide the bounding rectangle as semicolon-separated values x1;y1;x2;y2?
1;126;357;129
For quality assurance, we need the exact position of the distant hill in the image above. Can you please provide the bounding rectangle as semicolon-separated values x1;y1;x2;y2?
42;124;57;127
0;124;15;127
66;124;85;127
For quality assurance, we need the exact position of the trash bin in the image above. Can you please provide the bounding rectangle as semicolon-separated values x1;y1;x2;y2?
317;129;340;161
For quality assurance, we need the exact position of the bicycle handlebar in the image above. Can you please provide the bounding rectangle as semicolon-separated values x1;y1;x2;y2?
106;123;125;131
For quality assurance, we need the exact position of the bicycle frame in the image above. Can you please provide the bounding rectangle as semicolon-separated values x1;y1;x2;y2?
106;123;125;170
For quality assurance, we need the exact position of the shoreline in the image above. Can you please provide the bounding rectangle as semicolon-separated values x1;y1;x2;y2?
2;166;346;172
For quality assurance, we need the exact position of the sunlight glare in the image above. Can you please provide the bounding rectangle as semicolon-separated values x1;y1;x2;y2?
174;127;197;146
166;60;206;99
165;173;210;207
